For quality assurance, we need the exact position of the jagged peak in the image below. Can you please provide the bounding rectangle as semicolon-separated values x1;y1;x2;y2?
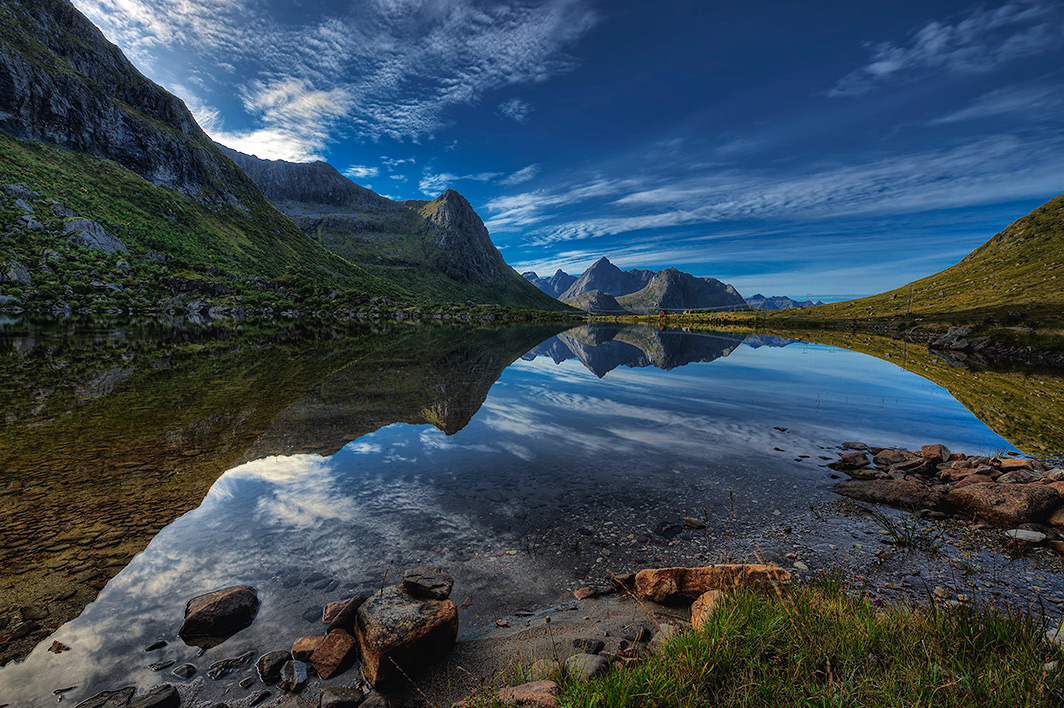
553;268;570;278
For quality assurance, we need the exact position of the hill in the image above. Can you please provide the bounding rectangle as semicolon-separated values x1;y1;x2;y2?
616;267;746;314
562;288;625;314
772;194;1064;328
223;148;572;312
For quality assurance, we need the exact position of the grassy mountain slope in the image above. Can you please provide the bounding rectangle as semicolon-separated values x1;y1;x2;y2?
774;194;1064;327
563;289;625;314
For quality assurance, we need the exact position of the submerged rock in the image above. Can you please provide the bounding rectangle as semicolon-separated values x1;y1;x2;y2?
178;585;259;642
74;688;136;708
256;651;291;685
127;684;180;708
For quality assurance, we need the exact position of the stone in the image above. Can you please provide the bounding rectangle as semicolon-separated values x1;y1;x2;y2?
647;623;681;655
834;479;943;510
128;685;180;708
1046;626;1064;649
690;590;723;630
257;651;291;685
946;484;1060;527
841;442;868;450
279;660;308;693
497;680;559;707
873;449;918;467
920;444;951;462
1005;529;1046;543
63;218;128;253
998;458;1034;471
310;629;358;679
319;687;367;708
326;594;367;634
1046;469;1064;482
1048;540;1064;554
998;470;1043;484
402;565;454;600
355;584;458;685
828;451;869;471
292;636;325;661
571;637;605;654
681;516;707;529
250;691;271;706
632;564;791;602
952;474;994;491
1049;508;1064;530
207;650;254;680
178;585;259;641
573;586;596;600
1;260;32;286
74;688;137;708
565;653;610;681
49;640;70;653
145;640;168;652
323;600;350;624
171;664;196;680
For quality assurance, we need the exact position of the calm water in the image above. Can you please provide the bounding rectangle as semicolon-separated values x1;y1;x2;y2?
0;319;1056;705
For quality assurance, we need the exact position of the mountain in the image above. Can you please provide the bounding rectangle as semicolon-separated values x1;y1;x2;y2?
562;289;625;314
222;148;571;311
560;257;656;300
523;269;577;297
774;194;1064;326
746;294;822;310
616;268;746;314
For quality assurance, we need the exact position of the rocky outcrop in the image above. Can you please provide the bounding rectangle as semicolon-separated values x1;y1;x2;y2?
62;218;128;253
616;268;745;314
562;289;625;314
632;564;791;602
178;585;260;643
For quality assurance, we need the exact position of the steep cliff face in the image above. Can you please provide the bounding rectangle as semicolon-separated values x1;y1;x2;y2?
0;0;258;205
226;149;572;310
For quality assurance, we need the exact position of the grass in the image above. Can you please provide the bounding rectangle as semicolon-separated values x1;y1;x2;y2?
867;507;944;555
552;580;1064;708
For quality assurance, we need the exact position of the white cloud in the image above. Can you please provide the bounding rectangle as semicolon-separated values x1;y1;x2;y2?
830;1;1063;96
929;82;1062;124
419;170;502;195
344;165;380;179
501;163;540;185
498;97;533;122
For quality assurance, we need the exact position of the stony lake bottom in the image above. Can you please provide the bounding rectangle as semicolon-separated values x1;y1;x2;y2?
1;319;1063;706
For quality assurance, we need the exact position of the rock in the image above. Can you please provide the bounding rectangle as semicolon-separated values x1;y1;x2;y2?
74;688;136;708
946;484;1060;527
834;479;943;510
873;449;918;467
573;586;596;600
1048;540;1064;554
497;680;559;707
319;687;367;708
292;636;325;661
952;474;994;491
829;451;870;471
841;442;868;450
998;470;1043;484
647;623;680;655
1049;508;1064;530
1046;626;1064;649
326;594;367;634
250;691;271;706
681;516;707;529
63;218;128;254
920;444;951;462
145;640;168;652
257;651;291;684
128;685;180;708
1005;529;1047;543
793;561;809;571
632;564;791;602
323;600;349;624
402;565;454;600
690;590;722;630
571;637;605;654
49;640;70;653
1;260;32;287
171;664;196;680
206;651;254;680
279;660;308;692
1046;469;1064;482
178;585;259;641
998;458;1034;471
310;629;358;679
565;653;610;681
1048;481;1064;497
355;584;458;685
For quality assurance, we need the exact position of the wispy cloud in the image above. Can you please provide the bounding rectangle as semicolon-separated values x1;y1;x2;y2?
929;82;1063;124
73;0;599;158
830;0;1063;97
344;165;380;179
498;97;533;122
419;169;502;195
501;163;540;185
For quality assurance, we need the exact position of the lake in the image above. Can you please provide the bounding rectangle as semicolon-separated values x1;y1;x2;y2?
1;319;1062;706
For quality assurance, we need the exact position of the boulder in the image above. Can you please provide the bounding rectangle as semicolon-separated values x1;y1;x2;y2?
1;260;32;287
178;585;259;641
632;564;790;602
828;451;869;471
952;474;994;491
63;218;128;253
1005;529;1046;543
323;600;349;624
279;660;308;693
74;688;136;708
946;484;1060;527
127;685;180;708
998;458;1034;471
319;687;367;708
310;629;358;679
497;680;559;707
920;444;951;462
292;635;324;661
564;653;610;681
690;590;723;630
257;651;291;685
326;595;367;634
834;479;943;510
873;449;918;467
998;470;1043;484
402;565;454;600
1050;508;1064;530
355;584;458;685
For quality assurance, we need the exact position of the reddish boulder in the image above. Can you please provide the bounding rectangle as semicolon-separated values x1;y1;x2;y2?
873;449;918;467
292;635;324;661
920;444;951;462
997;458;1034;471
497;680;559;707
632;564;790;602
834;479;943;510
952;474;994;491
946;484;1060;527
310;629;358;679
355;584;458;685
690;590;723;630
1048;507;1064;531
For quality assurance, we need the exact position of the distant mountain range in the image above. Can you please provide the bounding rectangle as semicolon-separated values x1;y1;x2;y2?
0;0;570;316
523;257;745;314
745;294;824;310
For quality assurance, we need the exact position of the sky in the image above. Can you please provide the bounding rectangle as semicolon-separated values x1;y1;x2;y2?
71;0;1064;299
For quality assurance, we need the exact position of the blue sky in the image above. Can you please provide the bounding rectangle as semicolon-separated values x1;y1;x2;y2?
72;0;1064;299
